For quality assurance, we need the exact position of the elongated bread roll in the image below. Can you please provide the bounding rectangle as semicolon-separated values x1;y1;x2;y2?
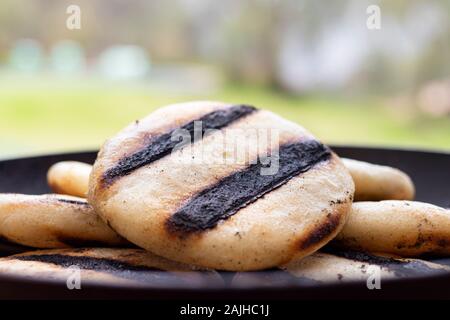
342;158;414;201
47;161;92;198
0;194;128;248
334;201;450;256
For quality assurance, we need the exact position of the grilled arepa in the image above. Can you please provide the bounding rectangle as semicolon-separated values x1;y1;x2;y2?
47;161;92;198
0;194;127;248
0;248;221;286
231;250;450;286
334;201;450;256
342;158;415;201
88;101;354;271
281;250;450;283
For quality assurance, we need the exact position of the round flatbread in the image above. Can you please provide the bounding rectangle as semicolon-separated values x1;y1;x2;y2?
0;248;221;286
231;250;450;287
89;101;354;271
342;158;414;201
47;161;92;198
333;201;450;256
283;251;450;283
0;194;127;248
281;250;450;283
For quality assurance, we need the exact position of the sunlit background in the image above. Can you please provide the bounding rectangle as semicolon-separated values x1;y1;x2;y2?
0;0;449;159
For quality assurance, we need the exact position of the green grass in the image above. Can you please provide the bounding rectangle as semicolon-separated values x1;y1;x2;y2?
0;76;449;159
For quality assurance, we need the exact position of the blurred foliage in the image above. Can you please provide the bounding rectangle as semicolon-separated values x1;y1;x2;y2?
0;1;449;158
0;77;448;159
0;0;449;92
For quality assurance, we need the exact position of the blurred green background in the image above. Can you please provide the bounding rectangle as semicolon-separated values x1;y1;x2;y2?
0;0;449;159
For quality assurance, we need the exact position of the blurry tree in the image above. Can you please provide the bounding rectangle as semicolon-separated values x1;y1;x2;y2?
0;0;448;96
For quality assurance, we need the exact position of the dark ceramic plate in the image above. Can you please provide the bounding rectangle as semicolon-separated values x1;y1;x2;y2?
0;146;449;299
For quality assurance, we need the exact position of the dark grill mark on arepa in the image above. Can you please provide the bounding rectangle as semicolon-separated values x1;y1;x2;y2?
323;248;405;266
102;105;257;185
166;140;331;235
13;254;167;282
299;213;342;250
322;248;444;277
56;199;89;206
14;254;158;272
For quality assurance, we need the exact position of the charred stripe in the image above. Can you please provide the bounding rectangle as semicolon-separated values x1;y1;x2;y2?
11;253;176;283
321;248;442;277
166;140;331;235
102;104;256;185
299;213;342;250
56;198;89;206
14;254;159;272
